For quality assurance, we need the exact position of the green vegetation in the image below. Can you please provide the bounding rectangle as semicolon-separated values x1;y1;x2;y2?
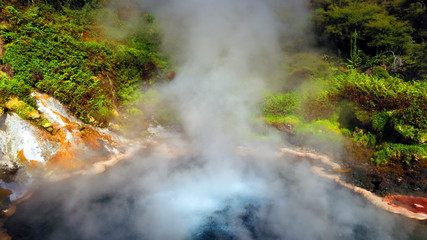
372;143;427;166
263;92;300;120
312;0;427;80
262;1;427;167
264;63;427;166
0;1;167;126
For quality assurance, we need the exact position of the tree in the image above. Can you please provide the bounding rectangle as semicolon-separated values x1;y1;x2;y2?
312;0;426;79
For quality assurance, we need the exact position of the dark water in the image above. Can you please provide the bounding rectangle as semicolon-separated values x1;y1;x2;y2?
5;153;427;240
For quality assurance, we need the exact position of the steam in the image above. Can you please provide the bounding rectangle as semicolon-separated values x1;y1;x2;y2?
6;0;419;240
155;0;285;155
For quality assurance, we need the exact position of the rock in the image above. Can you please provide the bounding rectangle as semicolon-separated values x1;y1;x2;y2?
4;98;41;120
108;122;122;132
0;163;19;183
0;113;47;164
0;187;12;213
111;109;119;118
41;121;52;129
167;71;176;80
27;110;41;120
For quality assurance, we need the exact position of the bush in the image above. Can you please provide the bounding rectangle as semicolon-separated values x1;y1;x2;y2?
330;71;426;130
0;2;167;125
262;92;299;118
263;65;426;167
351;128;377;147
372;143;427;166
312;0;425;79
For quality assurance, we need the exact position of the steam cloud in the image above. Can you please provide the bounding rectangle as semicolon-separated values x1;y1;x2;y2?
7;0;420;239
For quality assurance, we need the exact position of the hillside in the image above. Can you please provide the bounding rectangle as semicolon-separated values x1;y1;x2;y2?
0;0;167;128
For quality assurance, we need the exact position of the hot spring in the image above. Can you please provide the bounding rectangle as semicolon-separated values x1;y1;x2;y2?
4;0;427;239
5;147;427;240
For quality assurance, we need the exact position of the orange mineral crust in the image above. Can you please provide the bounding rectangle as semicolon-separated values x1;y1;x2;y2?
385;195;427;215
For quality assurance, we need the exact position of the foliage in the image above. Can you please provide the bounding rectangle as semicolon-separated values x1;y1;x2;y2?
263;57;426;167
296;119;343;140
312;0;426;80
262;93;299;118
351;128;377;147
263;114;302;127
371;111;389;135
0;2;167;126
0;71;33;105
2;96;53;131
372;143;427;166
324;70;427;130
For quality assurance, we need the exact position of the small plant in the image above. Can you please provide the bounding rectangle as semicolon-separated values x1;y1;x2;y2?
349;30;363;68
262;92;299;118
351;128;377;147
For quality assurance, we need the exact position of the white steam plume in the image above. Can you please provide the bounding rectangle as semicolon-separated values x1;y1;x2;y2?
152;0;286;157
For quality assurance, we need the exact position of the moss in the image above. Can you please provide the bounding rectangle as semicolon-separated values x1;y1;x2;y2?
4;97;53;131
39;118;53;131
295;119;343;144
4;97;39;120
264;114;302;126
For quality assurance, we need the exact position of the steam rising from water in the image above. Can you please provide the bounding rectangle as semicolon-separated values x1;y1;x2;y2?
155;0;286;156
7;0;421;239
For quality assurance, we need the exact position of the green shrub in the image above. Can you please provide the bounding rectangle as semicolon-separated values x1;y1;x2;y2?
0;71;33;105
0;3;167;125
270;67;426;167
262;92;299;118
372;66;391;79
393;124;427;144
351;128;377;147
331;71;426;130
372;143;427;166
371;111;390;135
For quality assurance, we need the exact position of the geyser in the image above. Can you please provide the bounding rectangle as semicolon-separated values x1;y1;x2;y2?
4;0;427;240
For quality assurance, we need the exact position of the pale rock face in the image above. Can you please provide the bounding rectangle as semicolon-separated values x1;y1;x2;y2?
0;93;129;200
33;92;80;127
0;113;54;164
0;126;6;162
